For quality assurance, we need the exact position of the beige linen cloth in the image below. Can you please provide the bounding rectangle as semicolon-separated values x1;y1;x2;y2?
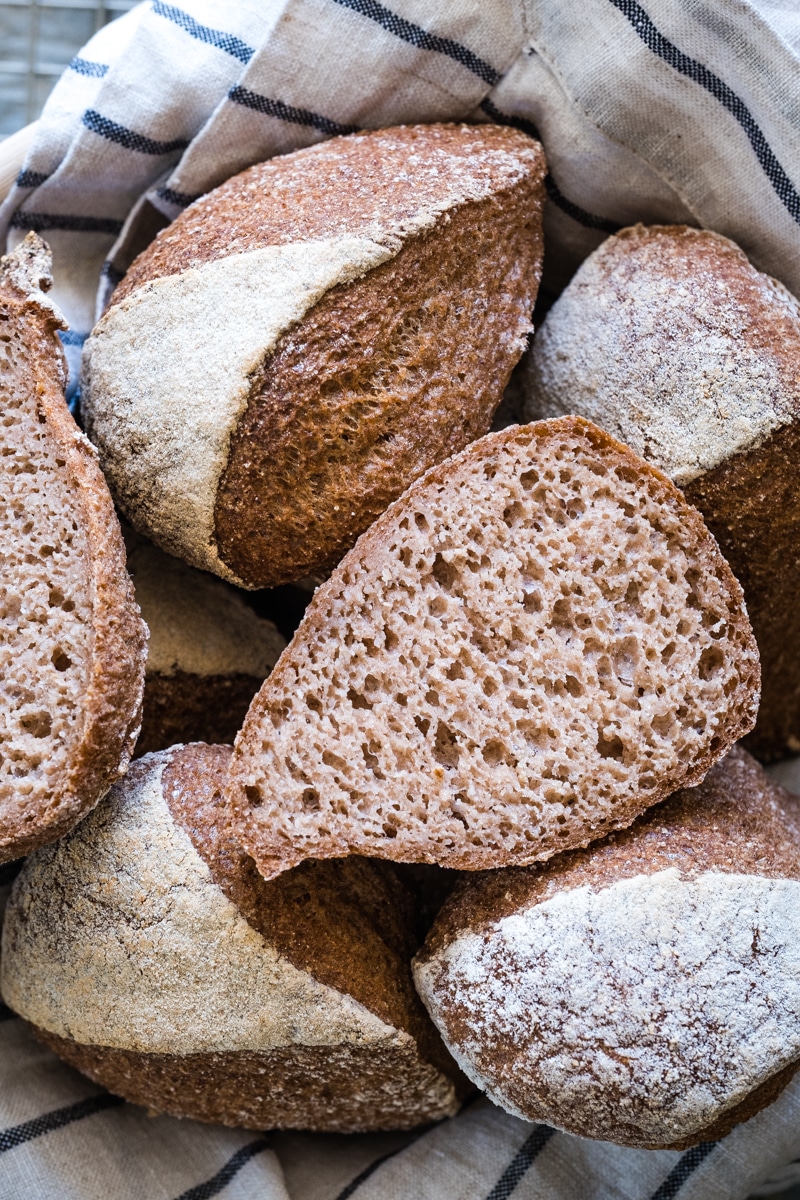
3;1;800;1195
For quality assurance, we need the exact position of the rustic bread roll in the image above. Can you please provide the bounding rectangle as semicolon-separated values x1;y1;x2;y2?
522;224;800;759
0;233;146;862
226;417;759;879
1;743;465;1131
81;123;546;588
125;534;285;755
414;747;800;1149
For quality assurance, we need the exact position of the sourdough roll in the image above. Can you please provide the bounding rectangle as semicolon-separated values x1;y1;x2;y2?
81;123;546;588
523;224;800;758
125;535;285;755
226;417;759;879
1;744;464;1131
0;234;146;862
414;748;800;1149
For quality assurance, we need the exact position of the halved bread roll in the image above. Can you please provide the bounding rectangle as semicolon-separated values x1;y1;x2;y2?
523;224;800;759
0;234;146;862
226;418;759;878
1;744;465;1131
81;123;546;588
413;748;800;1148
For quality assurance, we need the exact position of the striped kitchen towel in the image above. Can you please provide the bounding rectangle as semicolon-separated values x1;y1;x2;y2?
3;1;800;1196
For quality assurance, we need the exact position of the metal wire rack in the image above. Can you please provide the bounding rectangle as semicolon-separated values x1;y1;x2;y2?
0;0;139;136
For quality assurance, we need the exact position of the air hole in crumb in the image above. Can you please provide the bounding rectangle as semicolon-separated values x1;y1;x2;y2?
245;785;263;807
347;687;372;710
597;734;625;760
432;554;459;590
433;721;460;768
302;788;320;811
51;649;71;672
414;714;430;736
699;645;724;680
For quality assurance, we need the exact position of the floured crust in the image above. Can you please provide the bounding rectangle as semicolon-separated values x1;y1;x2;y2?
522;224;800;760
0;234;146;861
1;745;464;1130
82;124;546;586
226;417;759;878
414;749;800;1148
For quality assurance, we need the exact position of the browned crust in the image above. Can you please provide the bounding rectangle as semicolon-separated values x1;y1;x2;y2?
226;416;760;878
416;748;800;1148
162;744;463;1088
134;671;264;757
685;422;800;761
30;1025;460;1132
418;747;800;957
0;246;146;861
112;124;545;303
212;151;545;586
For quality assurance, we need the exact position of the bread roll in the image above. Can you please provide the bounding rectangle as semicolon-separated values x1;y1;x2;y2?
414;748;800;1149
522;224;800;759
1;744;465;1131
125;534;285;755
0;234;146;862
226;417;759;878
81;123;546;588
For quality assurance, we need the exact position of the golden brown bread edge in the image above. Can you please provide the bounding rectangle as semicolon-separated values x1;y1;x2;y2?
225;416;760;878
0;234;146;860
414;747;800;1148
3;745;467;1131
84;123;547;587
523;223;800;760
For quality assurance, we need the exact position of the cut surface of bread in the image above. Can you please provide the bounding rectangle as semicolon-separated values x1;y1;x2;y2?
522;224;800;759
1;745;464;1131
124;534;285;754
0;234;146;861
226;417;759;878
414;748;800;1148
82;123;546;587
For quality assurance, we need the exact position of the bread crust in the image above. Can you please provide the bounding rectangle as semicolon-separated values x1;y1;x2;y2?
2;744;465;1130
524;223;800;759
226;416;759;878
84;124;546;587
0;235;146;860
414;748;800;1148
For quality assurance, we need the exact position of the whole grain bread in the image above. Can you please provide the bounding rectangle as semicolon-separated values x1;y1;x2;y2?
225;417;759;878
0;234;146;862
81;123;546;588
124;533;285;755
414;748;800;1149
1;744;466;1131
522;224;800;759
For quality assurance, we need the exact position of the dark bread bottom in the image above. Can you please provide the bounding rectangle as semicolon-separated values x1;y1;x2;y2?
135;672;264;758
31;1024;464;1132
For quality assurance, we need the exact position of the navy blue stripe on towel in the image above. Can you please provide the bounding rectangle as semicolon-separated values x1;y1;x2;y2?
608;0;800;224
172;1138;272;1200
331;0;501;85
228;86;360;137
69;57;108;78
9;212;123;235
152;2;254;64
0;1095;124;1154
649;1142;718;1200
83;109;189;156
485;1125;556;1200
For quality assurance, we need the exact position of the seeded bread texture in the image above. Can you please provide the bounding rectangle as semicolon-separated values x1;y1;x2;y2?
522;224;800;759
81;123;546;587
125;535;285;754
0;233;146;861
414;748;800;1149
2;745;464;1131
226;417;759;878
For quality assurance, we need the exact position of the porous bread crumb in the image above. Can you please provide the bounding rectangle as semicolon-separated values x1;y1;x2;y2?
125;535;285;678
523;225;800;485
1;754;399;1055
227;418;758;877
414;869;800;1145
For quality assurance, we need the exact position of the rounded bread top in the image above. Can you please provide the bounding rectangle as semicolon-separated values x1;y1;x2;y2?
112;123;546;305
125;534;285;678
0;746;414;1057
414;749;800;1147
524;224;800;485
